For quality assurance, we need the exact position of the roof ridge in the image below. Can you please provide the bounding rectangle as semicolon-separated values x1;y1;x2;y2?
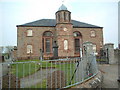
17;19;102;28
72;20;101;27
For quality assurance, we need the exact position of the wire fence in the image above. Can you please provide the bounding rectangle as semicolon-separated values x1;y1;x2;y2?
0;54;98;89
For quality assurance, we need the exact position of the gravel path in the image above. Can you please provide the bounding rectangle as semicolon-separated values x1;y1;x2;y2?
20;68;56;88
98;64;119;88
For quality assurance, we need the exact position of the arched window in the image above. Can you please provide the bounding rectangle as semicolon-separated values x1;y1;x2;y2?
43;31;53;54
64;12;66;21
73;32;82;53
69;13;71;22
64;40;68;50
27;45;32;53
58;13;60;22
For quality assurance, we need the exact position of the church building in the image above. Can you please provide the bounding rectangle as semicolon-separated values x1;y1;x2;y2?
17;4;103;60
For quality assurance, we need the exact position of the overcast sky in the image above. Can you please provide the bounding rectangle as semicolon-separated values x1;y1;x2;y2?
0;0;119;48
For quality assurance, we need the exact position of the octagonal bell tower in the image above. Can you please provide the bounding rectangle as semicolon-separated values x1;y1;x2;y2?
56;4;71;23
55;4;74;58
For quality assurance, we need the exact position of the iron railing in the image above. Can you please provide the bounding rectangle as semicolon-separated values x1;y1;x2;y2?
0;55;98;89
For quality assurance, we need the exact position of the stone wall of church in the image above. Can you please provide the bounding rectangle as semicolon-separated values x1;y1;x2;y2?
17;26;103;60
17;26;55;60
73;27;103;55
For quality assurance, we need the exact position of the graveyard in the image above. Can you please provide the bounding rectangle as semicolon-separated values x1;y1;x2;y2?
1;42;107;89
1;41;120;89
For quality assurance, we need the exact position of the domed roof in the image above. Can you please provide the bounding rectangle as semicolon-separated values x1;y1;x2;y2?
58;4;67;11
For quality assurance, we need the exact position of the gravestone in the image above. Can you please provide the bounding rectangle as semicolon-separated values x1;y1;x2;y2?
47;70;66;88
40;49;43;61
52;41;58;59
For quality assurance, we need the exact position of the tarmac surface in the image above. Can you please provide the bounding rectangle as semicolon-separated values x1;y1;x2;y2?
98;64;119;88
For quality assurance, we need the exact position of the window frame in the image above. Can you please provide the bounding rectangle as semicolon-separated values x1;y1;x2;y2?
74;38;80;53
64;12;66;21
27;29;33;37
64;39;68;50
73;31;82;54
90;30;96;37
27;44;33;54
42;31;53;54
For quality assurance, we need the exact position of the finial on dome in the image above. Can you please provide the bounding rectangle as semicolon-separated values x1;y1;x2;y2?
62;0;64;4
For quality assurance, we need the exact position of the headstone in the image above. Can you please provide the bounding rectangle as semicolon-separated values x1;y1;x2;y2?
40;49;43;61
53;41;58;59
12;46;17;61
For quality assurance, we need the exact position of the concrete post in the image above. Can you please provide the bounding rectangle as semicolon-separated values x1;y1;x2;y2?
83;42;93;77
83;42;94;55
83;42;98;76
104;43;115;64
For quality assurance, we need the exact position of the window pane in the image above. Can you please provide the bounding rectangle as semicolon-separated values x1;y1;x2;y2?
64;40;68;50
27;30;32;36
73;32;81;37
46;38;51;53
43;32;53;36
42;39;44;52
91;31;95;37
75;39;80;53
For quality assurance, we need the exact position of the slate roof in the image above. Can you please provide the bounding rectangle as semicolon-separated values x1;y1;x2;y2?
17;19;102;28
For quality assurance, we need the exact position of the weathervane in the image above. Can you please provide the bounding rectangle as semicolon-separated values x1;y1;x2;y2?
62;0;65;4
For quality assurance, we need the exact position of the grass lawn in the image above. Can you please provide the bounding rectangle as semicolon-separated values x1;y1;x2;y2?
11;60;56;78
11;60;76;88
30;62;76;88
96;59;107;62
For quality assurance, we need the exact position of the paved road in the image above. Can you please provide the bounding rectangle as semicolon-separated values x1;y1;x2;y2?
98;64;119;88
20;69;56;88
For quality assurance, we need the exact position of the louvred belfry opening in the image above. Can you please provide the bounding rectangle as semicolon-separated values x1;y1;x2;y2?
56;4;71;24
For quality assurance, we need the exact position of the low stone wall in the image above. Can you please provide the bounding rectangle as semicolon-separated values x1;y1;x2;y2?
69;71;103;89
114;49;120;64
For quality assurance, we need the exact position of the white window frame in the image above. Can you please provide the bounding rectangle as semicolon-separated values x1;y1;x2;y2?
27;29;33;36
64;40;68;50
90;30;96;37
